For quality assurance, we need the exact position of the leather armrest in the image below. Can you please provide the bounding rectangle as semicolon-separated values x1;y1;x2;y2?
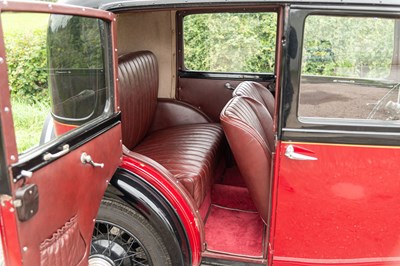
149;98;212;133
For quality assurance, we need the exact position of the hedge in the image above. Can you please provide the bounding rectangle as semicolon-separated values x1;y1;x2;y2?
5;29;49;104
5;14;395;106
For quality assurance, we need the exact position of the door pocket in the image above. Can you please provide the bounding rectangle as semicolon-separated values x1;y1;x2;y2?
40;215;86;266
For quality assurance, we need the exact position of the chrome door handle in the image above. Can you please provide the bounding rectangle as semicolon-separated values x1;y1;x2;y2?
43;144;69;161
224;82;235;90
80;152;104;168
285;145;317;161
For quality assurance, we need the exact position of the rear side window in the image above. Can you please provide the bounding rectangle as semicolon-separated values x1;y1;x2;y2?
299;15;400;122
183;12;277;73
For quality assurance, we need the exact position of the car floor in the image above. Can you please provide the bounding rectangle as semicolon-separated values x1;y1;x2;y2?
204;167;265;258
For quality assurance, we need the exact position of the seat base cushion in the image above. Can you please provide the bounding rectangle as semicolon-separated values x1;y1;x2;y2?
133;123;224;207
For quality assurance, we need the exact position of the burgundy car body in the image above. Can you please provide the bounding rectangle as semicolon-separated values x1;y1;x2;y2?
1;1;400;266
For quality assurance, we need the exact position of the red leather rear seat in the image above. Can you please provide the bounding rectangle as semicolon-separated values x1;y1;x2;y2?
119;51;224;207
220;96;274;223
233;81;275;117
134;124;223;207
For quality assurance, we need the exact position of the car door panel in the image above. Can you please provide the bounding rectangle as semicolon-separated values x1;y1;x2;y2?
274;142;400;264
15;124;121;265
0;2;121;265
178;77;274;122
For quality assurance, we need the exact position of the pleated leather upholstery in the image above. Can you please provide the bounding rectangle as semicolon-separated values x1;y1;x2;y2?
134;123;224;207
220;96;274;224
40;215;85;266
118;51;158;149
119;51;225;207
233;81;275;117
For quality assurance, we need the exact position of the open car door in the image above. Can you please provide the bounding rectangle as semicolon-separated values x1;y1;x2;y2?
0;2;121;265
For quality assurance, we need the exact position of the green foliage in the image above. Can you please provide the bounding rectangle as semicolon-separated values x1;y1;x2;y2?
303;16;394;78
184;13;395;78
243;13;277;73
11;98;50;153
6;30;49;104
48;15;103;69
304;40;335;75
3;13;51;153
3;12;50;104
184;13;277;73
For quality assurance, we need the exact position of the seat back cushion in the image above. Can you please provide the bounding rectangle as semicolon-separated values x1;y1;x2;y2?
233;81;275;117
220;96;274;223
118;51;159;149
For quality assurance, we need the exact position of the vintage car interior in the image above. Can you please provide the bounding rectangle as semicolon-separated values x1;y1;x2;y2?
6;1;400;265
113;7;280;262
118;51;274;259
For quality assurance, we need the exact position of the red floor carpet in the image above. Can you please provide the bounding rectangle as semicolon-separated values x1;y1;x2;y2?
204;167;265;258
211;184;257;211
204;205;264;257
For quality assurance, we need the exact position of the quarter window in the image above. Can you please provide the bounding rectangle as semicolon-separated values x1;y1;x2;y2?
299;15;400;122
183;12;277;73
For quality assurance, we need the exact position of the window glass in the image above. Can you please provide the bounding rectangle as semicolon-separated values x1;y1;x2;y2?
299;15;400;121
2;12;110;154
183;12;277;73
48;15;106;121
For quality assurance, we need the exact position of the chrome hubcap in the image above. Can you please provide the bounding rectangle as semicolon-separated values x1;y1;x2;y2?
88;254;115;266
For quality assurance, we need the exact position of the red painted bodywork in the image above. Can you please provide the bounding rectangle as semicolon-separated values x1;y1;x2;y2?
0;197;22;266
2;1;400;265
268;141;282;266
53;119;77;136
121;156;202;266
271;141;400;266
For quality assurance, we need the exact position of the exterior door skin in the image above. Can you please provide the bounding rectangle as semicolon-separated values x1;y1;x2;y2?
0;2;121;265
274;6;400;266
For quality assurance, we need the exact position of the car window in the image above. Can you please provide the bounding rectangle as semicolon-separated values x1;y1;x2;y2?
2;12;111;154
299;15;400;122
183;12;277;73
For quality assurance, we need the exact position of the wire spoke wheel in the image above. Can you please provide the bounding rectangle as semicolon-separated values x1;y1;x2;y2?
89;220;151;266
88;198;173;266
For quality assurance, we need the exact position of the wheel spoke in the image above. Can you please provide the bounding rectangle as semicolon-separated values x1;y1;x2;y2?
94;223;105;237
91;220;151;266
126;237;138;252
106;229;120;256
91;241;98;253
101;224;111;255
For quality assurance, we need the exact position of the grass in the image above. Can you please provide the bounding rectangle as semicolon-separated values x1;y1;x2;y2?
11;99;50;153
3;12;51;153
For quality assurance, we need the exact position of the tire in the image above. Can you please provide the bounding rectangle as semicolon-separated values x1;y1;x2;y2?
90;198;172;266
